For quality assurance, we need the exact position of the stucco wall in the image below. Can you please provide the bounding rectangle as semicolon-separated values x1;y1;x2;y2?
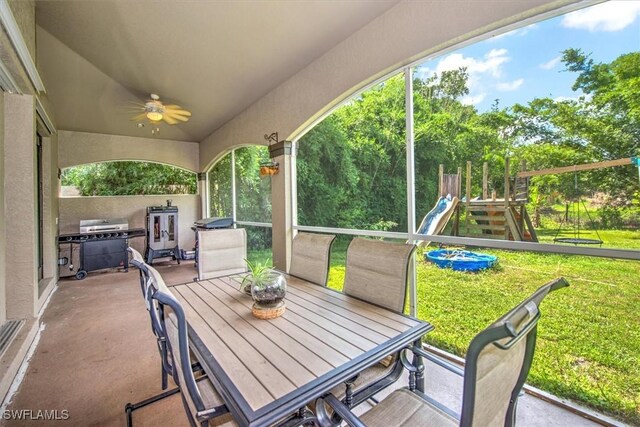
4;94;37;320
199;0;577;170
41;133;58;281
59;195;199;255
0;91;5;324
8;0;36;61
58;130;199;172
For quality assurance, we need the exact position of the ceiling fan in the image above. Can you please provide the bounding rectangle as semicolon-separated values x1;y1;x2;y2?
130;93;192;126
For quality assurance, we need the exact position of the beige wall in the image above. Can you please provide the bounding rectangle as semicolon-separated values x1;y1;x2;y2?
41;133;58;280
4;94;37;320
58;130;199;172
8;0;36;61
59;195;199;256
0;91;5;324
199;0;577;171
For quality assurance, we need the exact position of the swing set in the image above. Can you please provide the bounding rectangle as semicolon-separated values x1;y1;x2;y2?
516;156;640;246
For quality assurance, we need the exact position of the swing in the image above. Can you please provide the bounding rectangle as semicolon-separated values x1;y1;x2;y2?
553;170;603;246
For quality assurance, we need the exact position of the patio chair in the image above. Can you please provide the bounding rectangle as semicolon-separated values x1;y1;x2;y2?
154;286;236;426
332;238;416;407
288;232;336;286
125;263;203;426
129;247;149;297
197;228;247;281
316;277;570;427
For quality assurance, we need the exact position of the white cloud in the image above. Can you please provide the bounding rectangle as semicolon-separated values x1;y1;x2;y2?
554;93;592;103
461;93;486;106
428;49;515;107
436;49;510;79
496;79;524;91
562;1;640;32
540;56;561;70
490;23;538;41
553;96;578;102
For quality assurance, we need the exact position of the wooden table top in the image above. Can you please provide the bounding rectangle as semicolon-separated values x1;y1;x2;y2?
171;273;433;426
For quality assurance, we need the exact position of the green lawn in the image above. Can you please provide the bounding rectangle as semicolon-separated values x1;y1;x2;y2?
249;231;640;424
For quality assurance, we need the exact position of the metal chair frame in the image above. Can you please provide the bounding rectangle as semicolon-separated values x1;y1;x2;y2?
316;277;569;427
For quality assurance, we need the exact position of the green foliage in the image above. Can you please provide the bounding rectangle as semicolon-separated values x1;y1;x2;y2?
207;147;272;251
511;50;640;202
207;155;232;217
61;161;196;196
241;258;274;290
235;146;272;223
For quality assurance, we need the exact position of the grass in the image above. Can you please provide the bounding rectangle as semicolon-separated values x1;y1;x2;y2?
249;230;640;424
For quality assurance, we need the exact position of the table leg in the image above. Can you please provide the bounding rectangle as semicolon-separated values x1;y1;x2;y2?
412;337;425;392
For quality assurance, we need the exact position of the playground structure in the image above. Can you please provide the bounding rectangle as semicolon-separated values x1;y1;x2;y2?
417;158;538;242
417;156;640;245
517;156;639;245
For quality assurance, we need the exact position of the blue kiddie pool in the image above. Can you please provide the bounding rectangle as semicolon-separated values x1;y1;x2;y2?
426;249;497;272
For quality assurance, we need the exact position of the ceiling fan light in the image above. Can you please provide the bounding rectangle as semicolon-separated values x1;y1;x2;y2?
146;111;163;122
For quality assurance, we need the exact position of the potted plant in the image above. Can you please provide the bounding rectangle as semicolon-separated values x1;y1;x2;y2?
241;259;287;319
259;160;279;176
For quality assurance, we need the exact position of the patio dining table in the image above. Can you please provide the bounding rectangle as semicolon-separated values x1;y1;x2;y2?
170;273;434;427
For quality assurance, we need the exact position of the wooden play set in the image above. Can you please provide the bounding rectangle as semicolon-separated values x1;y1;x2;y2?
433;156;639;244
436;158;538;242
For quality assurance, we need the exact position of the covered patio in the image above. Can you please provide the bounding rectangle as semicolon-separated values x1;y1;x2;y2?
0;0;636;426
6;264;603;426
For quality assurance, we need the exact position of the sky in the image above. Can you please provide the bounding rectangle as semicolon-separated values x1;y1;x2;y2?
415;1;640;112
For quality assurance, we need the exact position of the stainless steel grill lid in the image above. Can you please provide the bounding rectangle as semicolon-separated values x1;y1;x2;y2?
79;218;128;233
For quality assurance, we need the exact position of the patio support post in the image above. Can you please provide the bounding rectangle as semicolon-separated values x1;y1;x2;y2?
197;172;207;219
405;68;417;317
269;140;294;272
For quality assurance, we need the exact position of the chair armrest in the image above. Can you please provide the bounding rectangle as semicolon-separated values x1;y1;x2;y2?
315;394;367;427
409;345;464;377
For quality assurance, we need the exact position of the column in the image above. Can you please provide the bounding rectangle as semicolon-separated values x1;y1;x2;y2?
197;172;207;219
269;141;293;272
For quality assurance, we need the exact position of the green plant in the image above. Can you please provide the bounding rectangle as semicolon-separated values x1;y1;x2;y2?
241;258;274;291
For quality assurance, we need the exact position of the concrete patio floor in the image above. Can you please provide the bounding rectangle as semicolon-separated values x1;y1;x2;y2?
1;262;613;426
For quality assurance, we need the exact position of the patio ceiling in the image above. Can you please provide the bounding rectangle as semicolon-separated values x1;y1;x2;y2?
35;0;399;142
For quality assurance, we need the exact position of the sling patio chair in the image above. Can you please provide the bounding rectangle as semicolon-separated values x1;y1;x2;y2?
316;277;569;427
129;247;174;392
330;237;417;408
153;277;236;426
197;228;247;281
154;275;316;427
125;263;203;426
288;232;336;286
128;247;148;297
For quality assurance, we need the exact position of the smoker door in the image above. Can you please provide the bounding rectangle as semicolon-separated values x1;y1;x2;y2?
165;212;178;249
149;213;165;251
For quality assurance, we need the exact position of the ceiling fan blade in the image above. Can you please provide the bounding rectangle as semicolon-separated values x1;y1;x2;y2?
163;115;179;125
164;111;190;122
164;106;192;116
130;113;148;121
171;110;192;117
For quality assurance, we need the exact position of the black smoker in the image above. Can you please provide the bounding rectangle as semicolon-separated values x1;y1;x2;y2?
145;201;181;265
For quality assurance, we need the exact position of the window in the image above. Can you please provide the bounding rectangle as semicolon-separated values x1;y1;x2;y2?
207;146;273;262
61;161;196;196
297;73;407;232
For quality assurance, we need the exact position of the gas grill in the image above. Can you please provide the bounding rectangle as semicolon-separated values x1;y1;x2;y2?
58;219;145;280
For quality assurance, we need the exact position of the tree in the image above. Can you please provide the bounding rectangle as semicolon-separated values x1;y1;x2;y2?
62;161;197;196
510;50;640;202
